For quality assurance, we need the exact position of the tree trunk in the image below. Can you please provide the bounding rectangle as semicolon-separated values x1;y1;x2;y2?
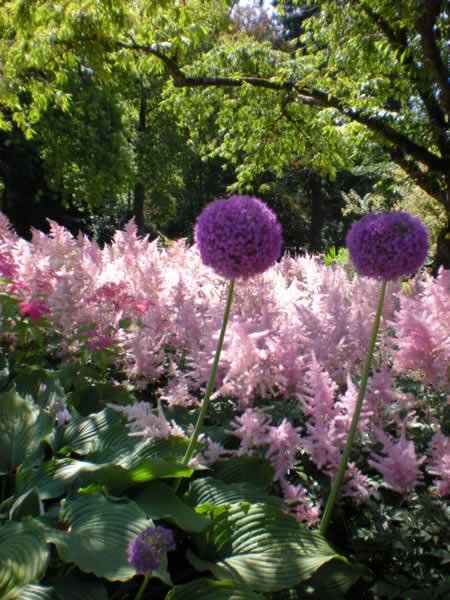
133;89;147;235
308;172;324;251
432;181;450;273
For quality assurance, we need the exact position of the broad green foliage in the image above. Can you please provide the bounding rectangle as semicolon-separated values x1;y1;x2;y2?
0;390;52;474
20;578;109;600
0;351;339;597
189;502;342;592
53;494;152;581
36;74;133;209
167;579;265;600
187;477;283;508
0;520;49;600
134;481;212;533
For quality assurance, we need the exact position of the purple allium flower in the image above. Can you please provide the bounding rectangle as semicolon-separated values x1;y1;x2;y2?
346;211;428;280
194;195;282;279
127;526;175;574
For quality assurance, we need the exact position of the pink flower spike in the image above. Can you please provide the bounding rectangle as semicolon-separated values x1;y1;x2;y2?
368;428;424;493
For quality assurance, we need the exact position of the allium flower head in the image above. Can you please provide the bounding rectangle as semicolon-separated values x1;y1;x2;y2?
194;195;282;279
127;526;175;573
346;211;428;280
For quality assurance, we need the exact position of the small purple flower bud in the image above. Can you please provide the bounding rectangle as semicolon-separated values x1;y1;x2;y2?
194;195;282;279
127;526;175;574
346;211;428;280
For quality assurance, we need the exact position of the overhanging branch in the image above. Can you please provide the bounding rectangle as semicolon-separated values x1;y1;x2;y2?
118;39;446;181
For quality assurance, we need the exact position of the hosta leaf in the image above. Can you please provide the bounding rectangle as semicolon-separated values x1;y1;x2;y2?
88;435;190;467
52;494;152;580
213;456;274;489
14;577;109;599
295;559;363;598
0;520;49;600
13;585;55;600
166;578;265;599
59;408;125;455
134;481;211;533
17;457;193;499
188;477;282;509
0;390;52;473
190;503;342;593
9;488;43;520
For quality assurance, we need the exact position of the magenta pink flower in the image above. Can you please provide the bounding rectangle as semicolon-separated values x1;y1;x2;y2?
18;299;50;321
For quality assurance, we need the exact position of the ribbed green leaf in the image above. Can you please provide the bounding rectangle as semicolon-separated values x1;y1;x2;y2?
52;494;152;580
60;408;125;455
88;435;190;467
190;503;342;593
0;520;49;600
0;390;52;473
14;585;56;600
296;560;364;598
213;457;274;489
134;481;211;533
14;576;109;599
9;488;43;520
17;457;193;499
60;409;189;463
166;578;265;599
188;477;282;509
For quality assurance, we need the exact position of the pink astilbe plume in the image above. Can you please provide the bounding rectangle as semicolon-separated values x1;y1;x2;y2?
228;408;272;455
0;211;447;420
368;427;424;493
392;269;450;388
427;426;450;496
280;479;320;525
266;418;302;481
110;400;185;439
301;355;340;469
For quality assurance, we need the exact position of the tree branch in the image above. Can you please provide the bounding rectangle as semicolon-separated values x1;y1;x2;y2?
291;85;447;173
387;146;448;207
415;0;450;117
362;2;448;152
118;40;447;183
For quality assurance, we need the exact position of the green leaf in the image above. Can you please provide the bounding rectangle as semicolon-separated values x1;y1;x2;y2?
17;577;109;600
9;488;43;520
52;494;152;580
0;520;49;600
190;503;342;593
213;457;274;490
134;481;211;533
13;585;56;600
296;559;363;598
17;457;193;499
60;408;125;455
166;578;265;599
0;390;52;473
188;477;282;509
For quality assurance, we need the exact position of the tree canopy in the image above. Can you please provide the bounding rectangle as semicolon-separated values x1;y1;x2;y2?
0;0;448;264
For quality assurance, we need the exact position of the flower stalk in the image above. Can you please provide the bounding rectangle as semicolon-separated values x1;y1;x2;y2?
134;572;151;600
320;279;387;536
180;279;235;468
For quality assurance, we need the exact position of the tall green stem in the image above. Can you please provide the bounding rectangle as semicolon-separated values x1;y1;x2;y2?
320;279;387;536
134;572;151;600
180;279;235;468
